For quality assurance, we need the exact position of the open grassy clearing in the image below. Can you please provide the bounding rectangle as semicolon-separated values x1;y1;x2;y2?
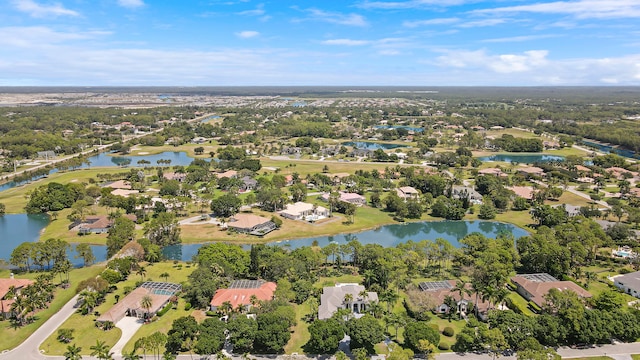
40;261;192;355
0;265;105;351
284;301;312;354
0;168;127;214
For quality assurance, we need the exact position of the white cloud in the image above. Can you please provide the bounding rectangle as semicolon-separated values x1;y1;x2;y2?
237;4;265;16
436;49;549;73
117;0;145;9
12;0;79;18
458;18;506;27
472;0;640;19
403;18;460;27
481;34;558;43
0;26;110;47
236;30;260;38
297;8;368;27
358;0;472;10
321;39;371;46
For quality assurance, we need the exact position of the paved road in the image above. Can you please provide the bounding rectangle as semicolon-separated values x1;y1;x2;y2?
0;295;80;360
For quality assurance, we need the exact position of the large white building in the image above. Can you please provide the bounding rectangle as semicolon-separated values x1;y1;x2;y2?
318;283;378;320
614;271;640;298
279;202;329;221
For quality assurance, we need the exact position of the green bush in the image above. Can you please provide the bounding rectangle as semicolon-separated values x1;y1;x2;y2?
438;342;450;351
527;301;542;313
442;327;454;337
157;303;172;317
184;302;192;311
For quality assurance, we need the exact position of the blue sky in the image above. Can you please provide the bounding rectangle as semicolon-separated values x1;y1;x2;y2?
1;0;640;86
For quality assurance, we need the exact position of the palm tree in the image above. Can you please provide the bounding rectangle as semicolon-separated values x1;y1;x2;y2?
160;272;170;283
137;267;147;282
218;301;233;316
90;340;113;360
385;313;406;339
363;269;376;287
367;301;384;319
453;280;471;301
122;350;141;360
140;295;153;319
64;344;82;360
134;337;149;359
343;293;354;312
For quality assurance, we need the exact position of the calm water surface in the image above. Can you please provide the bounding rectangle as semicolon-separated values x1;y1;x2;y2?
478;154;565;163
0;215;527;264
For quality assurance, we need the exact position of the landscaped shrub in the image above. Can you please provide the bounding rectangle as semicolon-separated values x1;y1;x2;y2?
57;328;74;343
184;302;192;311
442;327;454;337
157;303;172;317
438;342;450;351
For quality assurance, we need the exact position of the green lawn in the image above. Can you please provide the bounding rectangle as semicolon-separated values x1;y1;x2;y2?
121;297;196;355
507;292;535;316
563;357;613;360
40;261;194;355
0;168;127;214
0;265;105;351
284;301;312;354
630;355;640;360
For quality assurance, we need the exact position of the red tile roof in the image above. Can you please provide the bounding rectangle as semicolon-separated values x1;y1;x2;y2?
210;282;277;309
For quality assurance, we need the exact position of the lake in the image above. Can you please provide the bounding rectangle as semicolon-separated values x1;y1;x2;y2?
342;141;410;150
0;214;107;268
0;216;527;264
161;220;528;261
478;154;565;163
0;151;201;193
581;140;639;160
201;115;221;123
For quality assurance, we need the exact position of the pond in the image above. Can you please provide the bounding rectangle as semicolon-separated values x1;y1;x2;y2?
0;217;528;264
0;151;202;193
581;140;639;160
161;220;528;261
478;154;565;163
0;214;107;268
201;115;221;123
342;141;410;150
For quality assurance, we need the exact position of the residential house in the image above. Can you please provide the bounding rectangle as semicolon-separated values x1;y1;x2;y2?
318;283;378;320
330;173;352;186
507;186;537;201
517;167;546;178
210;280;277;312
227;213;276;236
279;202;329;221
606;167;638;180
191;137;208;144
103;180;132;190
511;273;592;309
110;189;139;198
71;214;137;234
614;271;640;298
0;277;35;319
350;148;374;158
215;170;238;179
321;192;367;206
418;280;490;320
478;168;508;178
574;165;592;174
396;186;420;200
36;151;56;160
451;185;483;205
281;147;303;156
163;172;186;182
552;204;581;217
97;282;181;324
240;176;258;192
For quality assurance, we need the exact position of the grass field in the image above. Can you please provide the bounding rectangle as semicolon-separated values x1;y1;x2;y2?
40;261;194;355
284;301;312;354
0;168;129;214
0;265;105;351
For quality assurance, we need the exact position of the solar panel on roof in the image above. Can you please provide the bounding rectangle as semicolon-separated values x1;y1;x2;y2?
520;273;558;283
229;280;265;289
418;281;453;292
